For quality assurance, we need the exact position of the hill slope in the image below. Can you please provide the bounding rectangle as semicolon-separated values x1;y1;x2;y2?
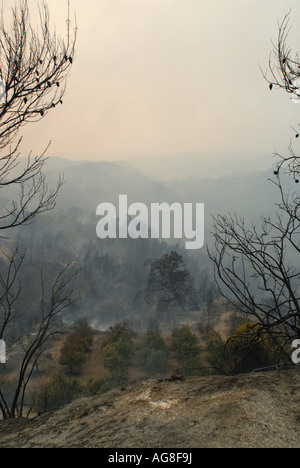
1;367;300;448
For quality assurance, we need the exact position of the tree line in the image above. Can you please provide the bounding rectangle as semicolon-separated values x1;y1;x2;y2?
30;319;290;414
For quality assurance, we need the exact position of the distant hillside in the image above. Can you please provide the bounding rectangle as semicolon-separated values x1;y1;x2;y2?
42;157;280;218
127;152;274;181
38;157;287;250
45;160;168;211
1;367;300;448
2;155;294;329
9;155;283;228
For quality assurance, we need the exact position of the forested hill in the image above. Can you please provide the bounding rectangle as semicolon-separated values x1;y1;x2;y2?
1;156;291;331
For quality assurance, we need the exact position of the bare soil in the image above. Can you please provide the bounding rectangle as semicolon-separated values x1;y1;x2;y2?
1;367;300;448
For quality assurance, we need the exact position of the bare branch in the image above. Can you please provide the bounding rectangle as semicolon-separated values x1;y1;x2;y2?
0;0;77;232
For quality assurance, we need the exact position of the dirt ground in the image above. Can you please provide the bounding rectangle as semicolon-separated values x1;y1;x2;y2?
1;366;300;448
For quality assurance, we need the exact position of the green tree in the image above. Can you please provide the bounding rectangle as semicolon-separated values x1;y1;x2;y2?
33;372;83;412
171;326;204;376
86;376;115;396
103;327;134;382
145;251;194;315
138;332;169;376
60;325;93;375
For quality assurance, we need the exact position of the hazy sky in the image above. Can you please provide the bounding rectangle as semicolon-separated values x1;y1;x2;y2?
5;0;300;166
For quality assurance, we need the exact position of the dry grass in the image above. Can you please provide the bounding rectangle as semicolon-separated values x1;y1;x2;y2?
1;367;300;448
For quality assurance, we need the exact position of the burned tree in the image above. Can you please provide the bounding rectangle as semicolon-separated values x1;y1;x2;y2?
0;262;78;419
0;248;24;342
263;12;300;98
262;11;300;182
208;177;300;341
209;13;300;350
0;0;77;232
0;0;78;419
